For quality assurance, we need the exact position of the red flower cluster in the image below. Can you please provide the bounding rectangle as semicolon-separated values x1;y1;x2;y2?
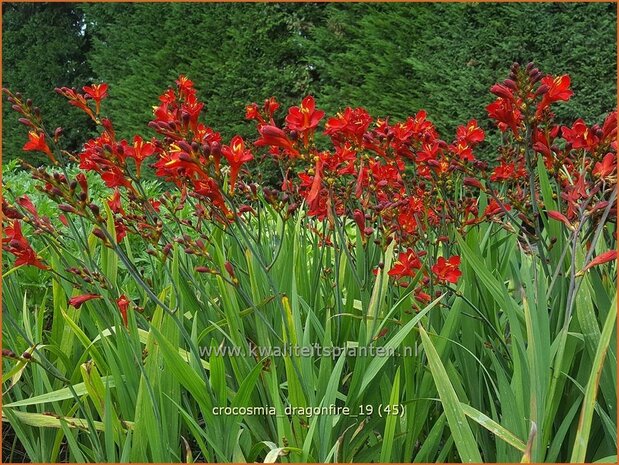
2;220;47;270
2;63;616;313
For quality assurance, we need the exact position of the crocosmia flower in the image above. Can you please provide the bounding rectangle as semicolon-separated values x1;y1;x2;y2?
537;75;573;116
83;83;108;113
68;294;101;309
23;131;56;163
2;220;48;270
431;255;462;284
222;136;253;194
561;119;600;152
286;96;324;134
389;249;423;279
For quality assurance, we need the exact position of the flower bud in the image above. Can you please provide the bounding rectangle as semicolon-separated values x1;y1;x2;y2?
503;79;518;90
59;204;77;213
93;228;107;240
224;261;236;279
210;141;221;157
181;111;190;126
531;71;543;84
464;177;483;190
178;140;192;153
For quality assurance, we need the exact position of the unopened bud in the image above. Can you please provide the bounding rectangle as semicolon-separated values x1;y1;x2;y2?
178;140;192;153
503;79;517;90
224;261;236;279
59;204;77;213
464;177;483;190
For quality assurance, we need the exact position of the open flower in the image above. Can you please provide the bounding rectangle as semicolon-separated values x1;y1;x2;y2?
593;153;616;179
285;96;324;138
23;131;56;163
389;249;423;279
2;220;48;270
222;136;253;194
431;255;462;284
537;75;573;116
83;83;108;113
122;135;156;177
561;119;600;152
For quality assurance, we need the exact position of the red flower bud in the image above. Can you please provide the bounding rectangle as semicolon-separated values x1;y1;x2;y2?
463;177;483;190
224;261;236;279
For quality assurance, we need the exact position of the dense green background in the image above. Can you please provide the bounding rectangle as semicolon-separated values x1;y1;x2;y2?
2;2;617;165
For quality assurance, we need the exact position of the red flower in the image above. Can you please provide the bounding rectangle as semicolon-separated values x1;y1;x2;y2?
255;125;299;157
547;210;574;230
450;141;475;162
193;177;229;216
68;294;101;309
486;98;523;136
83;83;108;113
483;199;511;218
17;195;38;217
561;119;600;152
490;83;515;100
23;131;56;163
108;189;125;215
176;75;195;99
537;75;573;116
285;96;324;136
56;87;96;121
593;153;616;179
263;97;280;118
431;255;462;284
222;136;253;194
117;295;130;327
581;250;617;273
324;107;373;146
245;103;261;122
153;144;206;184
389;249;423;278
490;161;516;182
122;135;156;177
456;119;485;146
2;220;48;270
